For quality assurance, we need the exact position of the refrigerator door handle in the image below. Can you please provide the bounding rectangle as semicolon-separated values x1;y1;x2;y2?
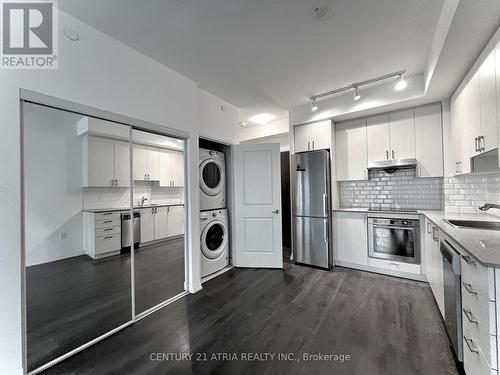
324;220;328;242
322;193;327;216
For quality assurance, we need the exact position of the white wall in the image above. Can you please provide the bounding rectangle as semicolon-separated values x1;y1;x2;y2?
0;10;238;374
239;118;289;142
24;103;85;267
241;133;290;152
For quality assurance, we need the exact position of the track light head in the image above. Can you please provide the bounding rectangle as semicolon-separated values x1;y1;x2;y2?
311;98;319;112
353;87;361;101
395;74;407;91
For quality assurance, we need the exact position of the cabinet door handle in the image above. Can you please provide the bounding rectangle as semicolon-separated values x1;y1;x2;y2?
103;220;113;224
103;212;112;216
104;236;113;240
462;282;478;295
307;141;310;150
479;136;485;152
461;255;476;266
475;137;480;152
115;179;119;186
462;308;478;324
391;150;395;159
426;221;430;234
432;227;438;241
464;336;479;354
312;141;315;149
386;150;389;160
104;228;113;231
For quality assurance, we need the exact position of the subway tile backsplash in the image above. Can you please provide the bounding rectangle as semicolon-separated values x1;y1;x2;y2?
83;181;184;210
339;168;500;214
444;173;500;213
339;169;443;210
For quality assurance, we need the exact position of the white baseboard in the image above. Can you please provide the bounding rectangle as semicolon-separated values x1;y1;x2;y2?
201;265;234;284
335;260;427;282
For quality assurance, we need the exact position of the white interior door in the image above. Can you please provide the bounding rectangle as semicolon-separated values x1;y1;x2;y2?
233;143;283;268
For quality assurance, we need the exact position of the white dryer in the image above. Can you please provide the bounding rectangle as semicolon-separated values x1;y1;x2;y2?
199;148;226;211
200;209;229;278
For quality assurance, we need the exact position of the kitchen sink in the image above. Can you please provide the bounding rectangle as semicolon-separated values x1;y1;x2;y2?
443;219;500;231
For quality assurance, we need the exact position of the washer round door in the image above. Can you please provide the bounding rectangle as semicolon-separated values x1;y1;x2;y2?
200;158;224;196
201;220;227;259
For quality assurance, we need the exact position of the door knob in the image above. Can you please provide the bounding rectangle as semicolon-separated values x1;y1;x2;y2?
272;209;280;214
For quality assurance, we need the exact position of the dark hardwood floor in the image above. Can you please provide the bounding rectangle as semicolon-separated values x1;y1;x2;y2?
43;262;459;375
27;237;185;372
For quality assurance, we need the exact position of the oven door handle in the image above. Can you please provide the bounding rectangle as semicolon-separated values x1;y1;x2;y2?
372;224;416;231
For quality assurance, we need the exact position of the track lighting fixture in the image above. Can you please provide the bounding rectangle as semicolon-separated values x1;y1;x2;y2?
309;69;407;107
311;99;319;112
395;74;407;91
353;87;361;101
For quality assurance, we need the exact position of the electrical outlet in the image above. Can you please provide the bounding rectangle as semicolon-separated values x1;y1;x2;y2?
60;232;67;240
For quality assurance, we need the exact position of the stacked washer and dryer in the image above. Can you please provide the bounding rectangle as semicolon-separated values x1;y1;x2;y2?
199;148;229;278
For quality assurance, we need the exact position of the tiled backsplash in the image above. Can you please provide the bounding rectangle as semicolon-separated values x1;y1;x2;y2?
339;169;443;210
444;173;500;213
83;181;184;210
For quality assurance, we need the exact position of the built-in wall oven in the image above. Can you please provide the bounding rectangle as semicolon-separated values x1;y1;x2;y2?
368;217;420;264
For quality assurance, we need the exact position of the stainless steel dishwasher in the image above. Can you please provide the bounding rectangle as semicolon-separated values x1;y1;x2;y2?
440;239;463;362
121;211;141;250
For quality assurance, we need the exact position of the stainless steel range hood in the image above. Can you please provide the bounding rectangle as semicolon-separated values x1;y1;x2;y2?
367;158;417;173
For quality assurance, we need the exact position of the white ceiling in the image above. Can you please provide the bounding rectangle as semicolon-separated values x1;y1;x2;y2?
58;0;500;124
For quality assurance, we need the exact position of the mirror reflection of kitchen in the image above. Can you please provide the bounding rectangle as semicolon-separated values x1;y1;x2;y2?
24;102;133;372
132;129;186;315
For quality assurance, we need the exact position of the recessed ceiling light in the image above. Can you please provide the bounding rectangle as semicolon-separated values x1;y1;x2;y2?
249;113;276;125
395;74;407;91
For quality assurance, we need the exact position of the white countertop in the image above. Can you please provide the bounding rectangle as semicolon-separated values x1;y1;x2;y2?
83;202;184;213
333;207;500;267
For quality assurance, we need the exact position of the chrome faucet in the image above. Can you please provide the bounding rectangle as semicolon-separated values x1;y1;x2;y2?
140;197;149;206
479;203;500;211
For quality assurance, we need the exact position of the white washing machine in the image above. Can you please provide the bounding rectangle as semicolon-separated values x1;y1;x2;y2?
200;209;229;278
199;148;226;211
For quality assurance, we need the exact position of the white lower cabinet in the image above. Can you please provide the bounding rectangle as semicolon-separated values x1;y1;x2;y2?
424;218;445;317
154;207;169;239
140;205;184;245
83;211;121;259
166;206;185;237
140;207;156;243
460;253;497;374
334;212;368;266
367;257;421;275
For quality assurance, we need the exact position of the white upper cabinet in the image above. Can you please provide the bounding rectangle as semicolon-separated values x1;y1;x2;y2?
159;149;184;187
159;149;172;186
366;114;390;162
84;136;114;187
479;50;498;153
450;41;500;175
113;140;130;187
293;120;331;152
146;147;160;181
309;120;331;150
415;104;443;177
171;151;184;187
335;118;367;181
83;136;130;187
133;144;148;181
389;109;415;160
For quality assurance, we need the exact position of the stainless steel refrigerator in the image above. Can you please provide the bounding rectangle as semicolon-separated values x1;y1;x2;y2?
292;150;332;269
